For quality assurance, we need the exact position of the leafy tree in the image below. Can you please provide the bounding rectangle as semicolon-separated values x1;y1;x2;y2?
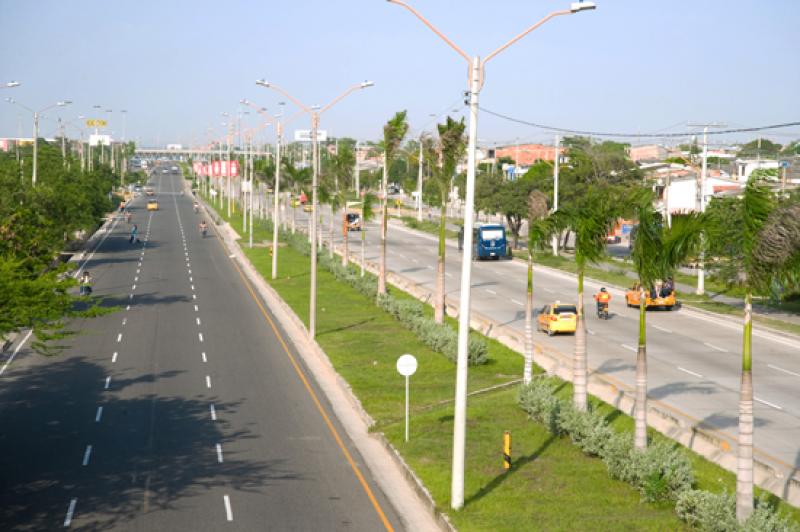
738;138;782;159
378;111;409;295
360;192;378;277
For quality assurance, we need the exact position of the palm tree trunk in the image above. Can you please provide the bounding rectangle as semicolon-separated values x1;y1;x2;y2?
523;249;534;384
291;196;296;234
378;152;388;295
360;211;366;278
329;208;335;259
634;286;648;450
736;290;754;522
573;268;588;411
342;217;349;267
434;203;446;323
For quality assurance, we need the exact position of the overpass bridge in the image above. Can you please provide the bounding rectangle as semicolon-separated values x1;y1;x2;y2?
134;148;272;161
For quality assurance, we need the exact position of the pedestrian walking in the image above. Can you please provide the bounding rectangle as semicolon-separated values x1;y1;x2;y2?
79;271;93;296
130;224;139;244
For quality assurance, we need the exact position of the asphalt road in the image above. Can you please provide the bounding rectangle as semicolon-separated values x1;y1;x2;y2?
0;173;401;531
294;204;800;470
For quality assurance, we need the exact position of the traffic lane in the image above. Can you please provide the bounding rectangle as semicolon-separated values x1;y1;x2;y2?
187;191;402;530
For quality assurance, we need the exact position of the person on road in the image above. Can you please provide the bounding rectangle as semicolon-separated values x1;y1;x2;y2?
193;201;199;213
125;211;133;224
130;224;139;244
79;271;93;296
199;220;208;237
594;287;611;315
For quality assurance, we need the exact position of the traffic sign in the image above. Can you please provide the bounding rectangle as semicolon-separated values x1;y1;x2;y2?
86;119;108;128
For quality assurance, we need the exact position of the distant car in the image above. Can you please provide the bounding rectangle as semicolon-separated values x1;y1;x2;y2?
303;204;313;213
147;199;159;211
537;302;578;336
625;283;676;310
171;166;179;174
134;185;142;192
161;169;169;174
387;184;400;194
144;187;155;196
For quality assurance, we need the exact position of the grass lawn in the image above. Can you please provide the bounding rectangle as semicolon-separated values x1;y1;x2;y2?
208;198;799;530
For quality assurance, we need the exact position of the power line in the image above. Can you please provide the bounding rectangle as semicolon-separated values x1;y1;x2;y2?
478;105;800;139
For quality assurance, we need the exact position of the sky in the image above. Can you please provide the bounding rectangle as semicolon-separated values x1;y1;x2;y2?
2;0;799;149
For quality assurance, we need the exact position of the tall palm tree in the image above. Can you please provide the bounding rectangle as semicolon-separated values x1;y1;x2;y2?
428;117;465;323
630;194;703;450
281;160;310;235
524;190;552;384
378;111;409;295
707;178;799;521
360;192;377;277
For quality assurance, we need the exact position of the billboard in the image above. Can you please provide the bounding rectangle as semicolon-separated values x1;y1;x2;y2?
89;134;111;147
210;160;239;177
294;129;328;142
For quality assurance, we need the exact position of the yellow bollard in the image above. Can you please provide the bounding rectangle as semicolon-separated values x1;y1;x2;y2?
503;431;512;470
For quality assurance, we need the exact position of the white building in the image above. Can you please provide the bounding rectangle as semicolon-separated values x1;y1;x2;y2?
652;167;742;215
735;158;780;180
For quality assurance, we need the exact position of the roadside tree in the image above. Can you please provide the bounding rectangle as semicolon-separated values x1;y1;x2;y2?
378;111;409;296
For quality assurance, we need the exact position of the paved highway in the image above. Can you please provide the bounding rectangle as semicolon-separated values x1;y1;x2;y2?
0;173;401;530
293;204;800;470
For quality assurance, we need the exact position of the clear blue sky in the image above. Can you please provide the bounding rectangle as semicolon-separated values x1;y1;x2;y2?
2;0;799;148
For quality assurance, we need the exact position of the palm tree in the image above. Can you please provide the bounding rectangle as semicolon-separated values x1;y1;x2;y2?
360;192;377;277
281;160;310;235
524;190;552;384
629;194;703;450
707;178;799;521
378;111;409;295
428;117;465;323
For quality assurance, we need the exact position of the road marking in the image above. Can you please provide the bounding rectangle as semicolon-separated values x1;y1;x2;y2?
228;254;235;258
198;333;204;342
768;364;800;378
192;294;197;300
755;396;783;410
134;277;138;283
191;285;195;291
223;495;233;521
704;342;728;353
445;272;453;278
0;329;33;377
542;287;554;293
677;366;703;378
126;305;130;311
129;293;134;300
136;269;140;274
216;443;224;463
116;333;122;343
111;352;118;363
194;305;199;312
210;404;217;421
426;265;434;270
82;445;92;466
104;376;111;389
206;376;211;388
587;329;596;336
187;263;191;268
196;317;201;326
411;258;419;264
189;277;193;282
485;289;497;296
398;253;407;259
122;318;127;326
652;324;672;333
95;406;103;422
188;269;192;274
621;344;637;352
202;352;207;363
511;299;524;306
64;498;77;527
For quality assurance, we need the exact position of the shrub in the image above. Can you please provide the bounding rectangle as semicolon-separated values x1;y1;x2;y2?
675;491;798;532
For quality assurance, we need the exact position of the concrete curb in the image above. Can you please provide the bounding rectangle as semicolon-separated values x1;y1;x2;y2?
197;197;446;532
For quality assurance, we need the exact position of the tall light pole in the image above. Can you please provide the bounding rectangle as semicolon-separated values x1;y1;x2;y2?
552;134;560;255
6;98;72;185
388;0;596;510
256;79;374;339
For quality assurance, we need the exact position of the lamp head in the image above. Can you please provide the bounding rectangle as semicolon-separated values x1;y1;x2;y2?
59;101;72;107
5;81;20;88
5;97;14;103
360;81;375;89
240;99;249;104
570;1;596;13
255;79;270;88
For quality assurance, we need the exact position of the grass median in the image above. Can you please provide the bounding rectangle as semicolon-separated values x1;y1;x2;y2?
207;199;798;530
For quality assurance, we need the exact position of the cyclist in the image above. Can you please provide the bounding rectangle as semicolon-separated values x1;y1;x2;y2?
594;287;611;317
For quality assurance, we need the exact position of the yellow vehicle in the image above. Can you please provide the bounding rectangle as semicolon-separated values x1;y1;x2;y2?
537;302;578;336
147;199;159;211
303;204;313;213
625;282;677;310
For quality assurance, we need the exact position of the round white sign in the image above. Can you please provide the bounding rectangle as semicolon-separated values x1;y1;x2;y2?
396;354;418;377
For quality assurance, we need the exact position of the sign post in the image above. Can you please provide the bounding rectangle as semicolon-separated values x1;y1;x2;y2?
396;353;418;442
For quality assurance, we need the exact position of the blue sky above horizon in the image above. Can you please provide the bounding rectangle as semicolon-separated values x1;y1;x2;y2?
2;0;798;148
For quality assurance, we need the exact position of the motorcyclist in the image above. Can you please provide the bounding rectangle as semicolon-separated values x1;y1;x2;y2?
594;287;611;316
199;220;208;237
193;201;199;213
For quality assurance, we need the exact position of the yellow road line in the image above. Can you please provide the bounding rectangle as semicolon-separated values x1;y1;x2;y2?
211;221;394;532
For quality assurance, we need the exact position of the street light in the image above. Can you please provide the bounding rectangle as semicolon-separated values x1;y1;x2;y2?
5;98;72;185
2;81;21;89
256;79;374;339
388;0;596;510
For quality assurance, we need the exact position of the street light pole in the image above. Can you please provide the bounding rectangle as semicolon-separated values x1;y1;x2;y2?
6;99;71;186
417;133;424;221
552;134;560;255
388;0;596;510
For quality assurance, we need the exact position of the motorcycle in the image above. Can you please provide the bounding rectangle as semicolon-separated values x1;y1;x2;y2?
596;303;610;320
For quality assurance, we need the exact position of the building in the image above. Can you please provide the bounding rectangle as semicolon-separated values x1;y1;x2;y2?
494;143;563;166
628;144;669;163
651;167;742;215
735;158;780;180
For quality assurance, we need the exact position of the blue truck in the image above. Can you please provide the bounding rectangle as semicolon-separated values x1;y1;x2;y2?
459;223;509;260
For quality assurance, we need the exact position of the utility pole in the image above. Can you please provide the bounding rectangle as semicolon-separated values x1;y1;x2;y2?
551;134;560;255
417;133;424;221
354;140;360;195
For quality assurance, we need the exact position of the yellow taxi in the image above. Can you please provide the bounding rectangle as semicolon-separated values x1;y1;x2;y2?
625;282;677;310
147;199;159;211
537;302;578;336
303;204;313;213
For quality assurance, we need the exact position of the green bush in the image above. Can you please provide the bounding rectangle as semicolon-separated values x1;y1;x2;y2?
675;490;798;532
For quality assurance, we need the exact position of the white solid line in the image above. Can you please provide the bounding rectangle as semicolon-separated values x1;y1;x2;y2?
485;289;497;296
202;352;207;363
223;495;233;521
104;376;111;389
511;299;524;306
677;366;703;378
196;317;201;326
652;324;673;333
621;344;637;352
768;364;800;378
198;333;204;342
64;498;77;527
216;443;224;463
206;375;211;388
210;404;217;420
704;342;728;353
111;352;118;363
755;396;783;410
82;445;92;466
116;333;122;343
95;406;103;422
0;329;33;377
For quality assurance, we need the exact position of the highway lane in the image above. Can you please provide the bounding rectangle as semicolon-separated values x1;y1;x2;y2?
0;173;400;530
292;204;800;468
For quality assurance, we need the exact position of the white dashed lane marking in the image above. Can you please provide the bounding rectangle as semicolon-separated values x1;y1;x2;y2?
652;324;672;333
216;443;224;463
210;404;217;420
677;366;703;378
64;499;77;527
116;333;122;343
206;376;211;388
95;406;103;422
755;396;783;410
621;344;637;352
704;342;728;353
198;333;204;342
202;352;207;363
768;364;800;378
111;352;118;363
224;495;233;521
81;445;92;466
104;376;111;389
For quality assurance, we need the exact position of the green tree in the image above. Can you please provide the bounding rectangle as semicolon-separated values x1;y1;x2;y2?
738;138;782;159
360;192;378;278
378;111;409;295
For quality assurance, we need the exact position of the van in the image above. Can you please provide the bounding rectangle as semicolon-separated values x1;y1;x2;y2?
459;223;508;260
